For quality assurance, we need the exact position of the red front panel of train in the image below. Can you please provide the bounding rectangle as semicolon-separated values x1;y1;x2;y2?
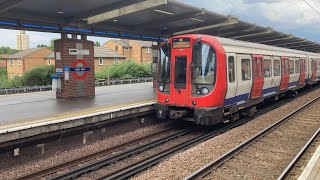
157;35;227;108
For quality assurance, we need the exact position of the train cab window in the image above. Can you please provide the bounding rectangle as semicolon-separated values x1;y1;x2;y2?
295;60;300;73
158;44;171;84
264;59;272;77
192;43;216;85
175;56;187;85
241;59;251;81
289;60;294;74
274;60;280;76
228;56;235;83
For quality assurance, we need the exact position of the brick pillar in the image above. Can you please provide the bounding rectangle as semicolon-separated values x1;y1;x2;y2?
54;36;95;99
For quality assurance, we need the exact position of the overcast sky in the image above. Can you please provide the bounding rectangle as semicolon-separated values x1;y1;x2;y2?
0;0;319;48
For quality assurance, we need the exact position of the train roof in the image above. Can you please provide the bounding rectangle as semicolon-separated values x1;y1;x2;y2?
215;36;320;59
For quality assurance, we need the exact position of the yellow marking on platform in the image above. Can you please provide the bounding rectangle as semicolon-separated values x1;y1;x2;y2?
0;99;156;131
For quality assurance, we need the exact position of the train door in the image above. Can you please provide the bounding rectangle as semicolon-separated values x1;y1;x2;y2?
172;51;190;106
235;54;252;103
250;55;264;99
280;57;289;90
224;53;238;105
311;59;317;81
299;59;306;85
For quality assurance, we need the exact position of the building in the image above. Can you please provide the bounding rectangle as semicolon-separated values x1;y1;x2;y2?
41;47;125;72
94;46;126;71
16;30;30;51
44;52;55;66
0;54;9;68
103;39;152;64
5;48;52;79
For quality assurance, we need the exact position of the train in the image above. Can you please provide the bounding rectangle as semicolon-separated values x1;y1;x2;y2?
155;34;320;125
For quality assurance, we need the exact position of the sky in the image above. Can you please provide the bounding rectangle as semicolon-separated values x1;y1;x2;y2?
1;0;320;48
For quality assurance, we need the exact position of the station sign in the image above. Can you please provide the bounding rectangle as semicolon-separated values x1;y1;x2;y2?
64;66;70;81
56;68;63;75
71;59;90;80
69;49;90;55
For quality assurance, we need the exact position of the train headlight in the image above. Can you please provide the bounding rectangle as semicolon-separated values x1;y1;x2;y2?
200;87;209;95
158;85;164;92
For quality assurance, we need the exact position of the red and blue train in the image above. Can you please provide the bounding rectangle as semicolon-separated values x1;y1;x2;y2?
155;34;320;125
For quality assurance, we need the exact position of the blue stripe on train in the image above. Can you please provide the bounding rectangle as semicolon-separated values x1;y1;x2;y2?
288;81;299;89
262;87;278;95
224;93;249;106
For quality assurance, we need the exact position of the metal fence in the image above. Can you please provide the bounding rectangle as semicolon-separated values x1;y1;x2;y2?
0;77;153;95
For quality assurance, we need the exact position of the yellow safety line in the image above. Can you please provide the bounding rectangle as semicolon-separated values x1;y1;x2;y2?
0;99;156;130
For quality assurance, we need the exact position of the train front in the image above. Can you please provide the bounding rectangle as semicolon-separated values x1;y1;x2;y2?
156;34;227;125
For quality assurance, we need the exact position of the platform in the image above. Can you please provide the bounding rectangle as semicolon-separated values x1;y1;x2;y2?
299;144;320;180
0;83;156;144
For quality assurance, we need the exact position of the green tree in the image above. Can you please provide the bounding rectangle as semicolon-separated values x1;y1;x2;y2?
48;39;58;50
23;65;55;86
0;46;18;54
37;44;48;48
94;41;101;46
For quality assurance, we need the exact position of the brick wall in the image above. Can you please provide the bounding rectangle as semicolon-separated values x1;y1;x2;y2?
54;39;95;99
0;60;6;68
24;48;52;72
45;58;55;66
6;59;24;79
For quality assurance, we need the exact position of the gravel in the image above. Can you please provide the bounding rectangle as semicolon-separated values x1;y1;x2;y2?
132;88;320;180
0;120;172;180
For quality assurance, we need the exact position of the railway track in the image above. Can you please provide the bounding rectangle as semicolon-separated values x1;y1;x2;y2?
184;96;320;180
15;87;319;180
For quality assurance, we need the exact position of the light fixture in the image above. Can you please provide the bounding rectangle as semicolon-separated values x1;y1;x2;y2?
154;9;174;15
190;18;204;22
201;87;209;95
113;19;118;22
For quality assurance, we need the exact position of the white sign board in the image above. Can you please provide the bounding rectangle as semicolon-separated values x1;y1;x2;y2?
56;52;61;60
56;68;63;75
69;49;90;55
64;71;69;81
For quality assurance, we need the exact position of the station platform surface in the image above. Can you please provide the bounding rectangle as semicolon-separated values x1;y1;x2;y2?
299;144;320;180
0;82;156;131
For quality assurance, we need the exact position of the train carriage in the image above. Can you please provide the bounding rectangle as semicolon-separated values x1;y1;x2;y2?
156;34;320;125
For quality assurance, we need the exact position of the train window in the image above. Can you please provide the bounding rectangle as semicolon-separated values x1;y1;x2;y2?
264;59;272;77
158;45;170;83
274;60;280;76
192;43;216;85
289;60;294;74
241;59;251;81
295;60;300;73
228;56;235;83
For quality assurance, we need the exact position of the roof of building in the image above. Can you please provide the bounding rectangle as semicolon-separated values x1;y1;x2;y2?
94;46;126;58
0;54;10;60
132;40;152;48
5;48;48;59
45;52;54;59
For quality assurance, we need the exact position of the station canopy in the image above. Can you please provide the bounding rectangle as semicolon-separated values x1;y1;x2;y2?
0;0;319;52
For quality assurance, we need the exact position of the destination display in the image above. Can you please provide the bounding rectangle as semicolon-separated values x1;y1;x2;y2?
172;38;190;48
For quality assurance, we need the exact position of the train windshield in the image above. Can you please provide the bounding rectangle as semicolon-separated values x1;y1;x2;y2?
158;44;171;83
192;42;216;85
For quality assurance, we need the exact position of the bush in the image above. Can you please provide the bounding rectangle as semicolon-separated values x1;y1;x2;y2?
95;60;152;80
23;65;55;86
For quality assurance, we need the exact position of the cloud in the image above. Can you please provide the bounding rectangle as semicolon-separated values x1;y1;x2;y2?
180;0;320;41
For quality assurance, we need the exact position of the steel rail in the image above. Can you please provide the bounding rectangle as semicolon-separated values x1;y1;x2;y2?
98;95;299;180
184;96;319;180
16;128;179;180
277;127;320;180
49;128;195;180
